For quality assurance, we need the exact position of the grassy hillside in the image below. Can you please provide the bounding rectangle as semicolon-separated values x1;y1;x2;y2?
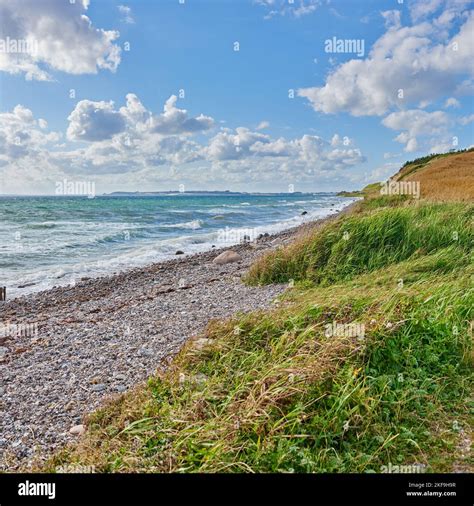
391;148;474;202
44;152;473;474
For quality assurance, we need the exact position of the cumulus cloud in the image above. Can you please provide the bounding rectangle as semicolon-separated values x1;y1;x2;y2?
0;105;60;160
0;105;63;192
382;109;452;152
298;4;474;116
205;127;365;173
67;94;215;143
150;95;214;135
1;98;366;193
0;0;121;81
205;128;271;161
118;5;134;24
67;100;127;142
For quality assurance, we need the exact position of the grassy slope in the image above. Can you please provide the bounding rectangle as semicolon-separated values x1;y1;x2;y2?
44;154;473;474
390;148;474;202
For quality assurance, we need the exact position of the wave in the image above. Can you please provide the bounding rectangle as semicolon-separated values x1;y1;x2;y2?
3;197;356;298
26;222;57;229
160;220;202;230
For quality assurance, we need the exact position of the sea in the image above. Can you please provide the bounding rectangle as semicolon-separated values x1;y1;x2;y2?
0;193;355;298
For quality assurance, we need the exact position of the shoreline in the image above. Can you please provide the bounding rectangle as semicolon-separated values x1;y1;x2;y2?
0;206;354;471
3;198;356;300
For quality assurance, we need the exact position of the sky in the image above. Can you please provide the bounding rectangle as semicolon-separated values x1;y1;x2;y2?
0;0;473;194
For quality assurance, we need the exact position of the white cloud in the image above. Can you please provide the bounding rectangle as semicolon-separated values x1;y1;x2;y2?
0;105;60;160
67;94;215;143
408;0;472;25
408;0;444;22
367;162;401;182
0;99;367;193
445;97;460;108
382;109;452;152
67;100;126;142
205;128;365;174
381;10;402;29
118;5;134;24
205;128;270;161
297;6;474;116
0;105;63;192
256;120;270;130
0;0;121;81
149;95;214;135
459;113;474;125
256;0;321;19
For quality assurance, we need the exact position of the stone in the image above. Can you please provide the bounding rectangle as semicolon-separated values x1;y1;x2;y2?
91;383;106;392
301;211;308;215
175;250;184;255
69;424;86;436
64;401;75;411
212;250;242;265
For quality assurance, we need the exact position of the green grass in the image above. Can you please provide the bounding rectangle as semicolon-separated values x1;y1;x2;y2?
44;200;473;474
246;202;473;286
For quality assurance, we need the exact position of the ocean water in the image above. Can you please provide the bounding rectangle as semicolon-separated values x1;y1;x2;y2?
0;193;355;297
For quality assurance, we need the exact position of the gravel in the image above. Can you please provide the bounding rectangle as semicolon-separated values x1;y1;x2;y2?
0;224;310;471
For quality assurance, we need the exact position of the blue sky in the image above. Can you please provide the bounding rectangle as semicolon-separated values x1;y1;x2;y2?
0;0;473;194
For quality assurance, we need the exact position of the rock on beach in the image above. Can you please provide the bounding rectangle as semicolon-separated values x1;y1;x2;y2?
212;250;242;265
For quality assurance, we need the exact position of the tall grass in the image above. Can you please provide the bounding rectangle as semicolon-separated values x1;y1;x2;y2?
43;201;473;474
246;203;473;286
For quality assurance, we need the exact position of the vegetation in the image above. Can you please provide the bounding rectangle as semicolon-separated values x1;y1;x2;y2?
43;152;473;474
336;190;362;197
400;147;474;169
246;202;472;285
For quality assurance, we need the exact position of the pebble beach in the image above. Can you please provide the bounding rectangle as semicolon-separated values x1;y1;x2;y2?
0;227;300;470
0;209;350;471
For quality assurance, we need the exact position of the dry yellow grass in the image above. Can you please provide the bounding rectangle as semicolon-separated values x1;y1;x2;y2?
395;151;474;202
